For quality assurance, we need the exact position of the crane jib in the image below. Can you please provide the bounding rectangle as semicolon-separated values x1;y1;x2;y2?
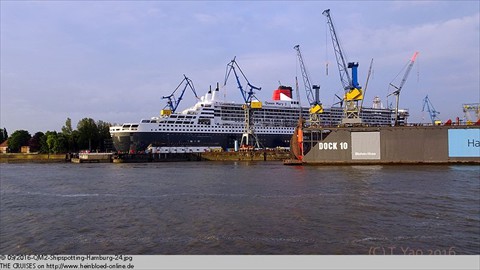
224;58;261;104
294;45;319;106
323;9;352;91
162;75;198;114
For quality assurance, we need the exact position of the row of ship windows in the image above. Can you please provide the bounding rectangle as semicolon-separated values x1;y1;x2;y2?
213;107;393;113
119;118;391;130
151;125;293;129
217;120;297;125
149;128;293;133
129;116;392;129
217;107;302;111
217;114;302;118
120;110;392;124
155;122;303;128
220;116;298;121
169;115;195;119
216;110;302;115
152;123;296;128
220;114;302;118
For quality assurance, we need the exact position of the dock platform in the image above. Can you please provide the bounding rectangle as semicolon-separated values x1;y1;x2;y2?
283;159;303;166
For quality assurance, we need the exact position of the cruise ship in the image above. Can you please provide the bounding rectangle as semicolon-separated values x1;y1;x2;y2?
110;86;405;153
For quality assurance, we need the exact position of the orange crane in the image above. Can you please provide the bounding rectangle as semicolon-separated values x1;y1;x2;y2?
388;52;419;126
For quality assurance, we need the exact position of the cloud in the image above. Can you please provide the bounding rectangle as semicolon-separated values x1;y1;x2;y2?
194;13;219;24
391;0;439;10
1;1;479;133
330;12;480;121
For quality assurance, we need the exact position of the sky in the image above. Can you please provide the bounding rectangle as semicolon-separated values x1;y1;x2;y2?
1;0;479;133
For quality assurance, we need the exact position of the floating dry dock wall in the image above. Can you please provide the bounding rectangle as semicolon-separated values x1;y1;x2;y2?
302;125;480;164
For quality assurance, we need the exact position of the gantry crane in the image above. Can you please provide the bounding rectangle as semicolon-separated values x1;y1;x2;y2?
224;57;262;149
294;45;323;126
161;75;198;115
463;103;480;125
422;95;441;125
388;51;419;126
359;58;374;113
323;9;363;125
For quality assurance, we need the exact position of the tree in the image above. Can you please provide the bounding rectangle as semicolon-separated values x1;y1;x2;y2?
8;130;31;153
61;118;73;136
97;120;112;152
40;131;55;154
62;118;76;152
41;131;67;154
77;118;98;151
0;128;7;144
28;132;44;153
54;133;67;153
70;130;80;152
46;134;56;154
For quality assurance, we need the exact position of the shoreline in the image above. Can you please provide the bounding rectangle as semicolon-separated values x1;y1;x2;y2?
0;151;292;163
0;153;68;163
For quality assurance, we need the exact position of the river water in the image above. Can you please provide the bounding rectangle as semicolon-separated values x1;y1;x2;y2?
0;162;479;255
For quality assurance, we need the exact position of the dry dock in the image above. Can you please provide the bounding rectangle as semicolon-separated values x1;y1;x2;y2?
301;125;480;164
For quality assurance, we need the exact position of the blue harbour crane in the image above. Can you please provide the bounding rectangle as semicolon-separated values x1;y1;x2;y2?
322;9;364;125
422;95;441;125
161;75;198;115
224;57;262;148
294;45;323;126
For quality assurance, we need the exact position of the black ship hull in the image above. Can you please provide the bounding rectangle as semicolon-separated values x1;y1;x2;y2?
112;131;292;152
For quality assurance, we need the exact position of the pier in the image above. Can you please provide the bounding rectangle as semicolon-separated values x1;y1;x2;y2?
69;149;290;163
71;153;113;163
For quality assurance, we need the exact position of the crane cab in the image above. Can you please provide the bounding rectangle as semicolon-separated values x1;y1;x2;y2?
161;109;172;116
345;88;363;101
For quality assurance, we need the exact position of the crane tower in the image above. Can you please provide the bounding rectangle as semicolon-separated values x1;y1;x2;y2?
422;95;441;125
323;9;364;126
388;52;419;126
463;103;480;125
224;57;262;149
294;45;323;126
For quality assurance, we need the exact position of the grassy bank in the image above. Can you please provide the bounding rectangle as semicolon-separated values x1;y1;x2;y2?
0;153;67;163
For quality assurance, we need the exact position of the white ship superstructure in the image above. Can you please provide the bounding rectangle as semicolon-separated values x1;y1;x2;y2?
110;86;402;152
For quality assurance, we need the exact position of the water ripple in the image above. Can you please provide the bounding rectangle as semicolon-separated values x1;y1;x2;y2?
1;163;478;254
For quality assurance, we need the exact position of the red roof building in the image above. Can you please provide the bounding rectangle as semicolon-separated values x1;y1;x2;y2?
0;140;8;153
